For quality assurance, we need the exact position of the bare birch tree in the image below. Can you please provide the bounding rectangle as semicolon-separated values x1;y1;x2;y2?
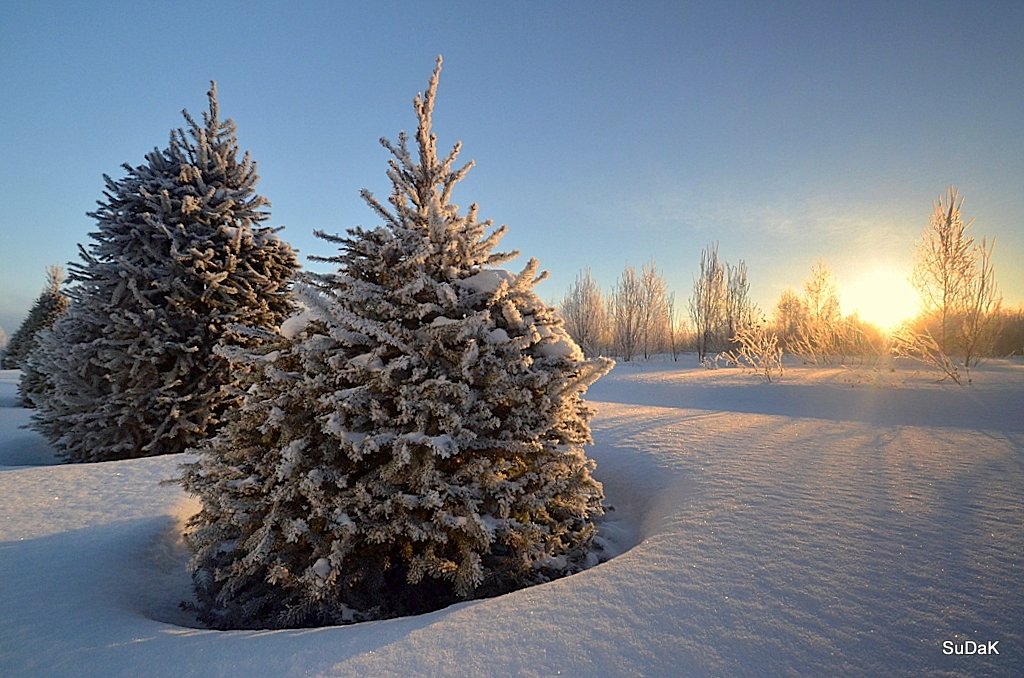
912;187;1003;368
689;243;726;363
960;237;1002;368
912;187;976;355
639;260;669;360
609;265;643;361
724;259;753;346
772;288;804;351
560;268;607;357
790;260;841;364
666;292;682;361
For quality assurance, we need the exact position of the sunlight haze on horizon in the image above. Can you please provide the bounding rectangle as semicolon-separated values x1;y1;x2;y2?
2;0;1022;336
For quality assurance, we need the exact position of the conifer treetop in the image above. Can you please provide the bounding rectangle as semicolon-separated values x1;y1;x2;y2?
355;55;519;282
173;81;267;219
2;264;68;370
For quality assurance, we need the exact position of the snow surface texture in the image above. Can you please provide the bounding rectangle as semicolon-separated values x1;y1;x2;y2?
1;362;1022;677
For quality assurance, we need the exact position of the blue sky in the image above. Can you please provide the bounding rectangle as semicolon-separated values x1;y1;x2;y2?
2;0;1022;335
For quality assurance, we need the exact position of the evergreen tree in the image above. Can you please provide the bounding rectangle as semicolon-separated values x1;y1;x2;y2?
182;58;613;629
3;265;68;371
29;83;298;462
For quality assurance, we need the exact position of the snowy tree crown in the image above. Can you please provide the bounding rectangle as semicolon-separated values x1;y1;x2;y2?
314;57;520;288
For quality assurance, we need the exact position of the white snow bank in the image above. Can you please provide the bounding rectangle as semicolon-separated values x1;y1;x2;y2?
1;361;1022;676
0;371;59;467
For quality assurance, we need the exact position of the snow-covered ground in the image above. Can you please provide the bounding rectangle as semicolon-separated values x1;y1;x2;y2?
1;361;1022;677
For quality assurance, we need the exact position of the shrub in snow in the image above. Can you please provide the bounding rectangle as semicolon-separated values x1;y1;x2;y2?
891;327;964;385
181;58;613;629
720;319;784;382
28;83;298;462
3;265;68;371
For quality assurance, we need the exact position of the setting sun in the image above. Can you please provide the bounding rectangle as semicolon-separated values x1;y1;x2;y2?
842;267;920;332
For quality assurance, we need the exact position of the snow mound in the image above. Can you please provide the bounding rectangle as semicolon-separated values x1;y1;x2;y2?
0;372;60;467
280;310;315;340
0;426;60;467
0;369;22;407
1;360;1022;676
455;269;515;295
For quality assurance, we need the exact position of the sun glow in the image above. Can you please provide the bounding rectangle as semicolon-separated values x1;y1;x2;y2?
842;267;920;332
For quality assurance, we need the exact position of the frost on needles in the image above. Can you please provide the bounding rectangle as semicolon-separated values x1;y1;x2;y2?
181;58;614;629
4;266;69;407
2;265;68;372
28;83;298;462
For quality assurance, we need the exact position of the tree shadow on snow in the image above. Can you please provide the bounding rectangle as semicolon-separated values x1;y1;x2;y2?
0;515;500;677
588;376;1024;433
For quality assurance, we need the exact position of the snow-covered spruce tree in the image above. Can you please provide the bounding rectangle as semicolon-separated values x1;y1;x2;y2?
14;267;71;407
181;58;614;629
29;83;297;462
3;265;68;371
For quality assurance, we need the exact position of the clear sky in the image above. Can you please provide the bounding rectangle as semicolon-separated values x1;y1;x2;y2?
2;0;1022;335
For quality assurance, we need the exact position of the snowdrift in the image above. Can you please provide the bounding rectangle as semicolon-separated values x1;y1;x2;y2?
1;363;1022;677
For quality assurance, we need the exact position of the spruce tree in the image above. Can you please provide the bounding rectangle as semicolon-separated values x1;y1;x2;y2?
182;58;613;629
3;265;68;371
29;83;298;462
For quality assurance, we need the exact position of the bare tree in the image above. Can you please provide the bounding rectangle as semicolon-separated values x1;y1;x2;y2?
790;260;841;364
609;265;643;361
991;306;1024;357
666;292;682;361
803;260;840;328
909;187;1003;377
960;237;1002;369
772;288;804;351
560;268;607;357
724;259;754;346
689;243;726;363
912;187;976;354
639;260;669;360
